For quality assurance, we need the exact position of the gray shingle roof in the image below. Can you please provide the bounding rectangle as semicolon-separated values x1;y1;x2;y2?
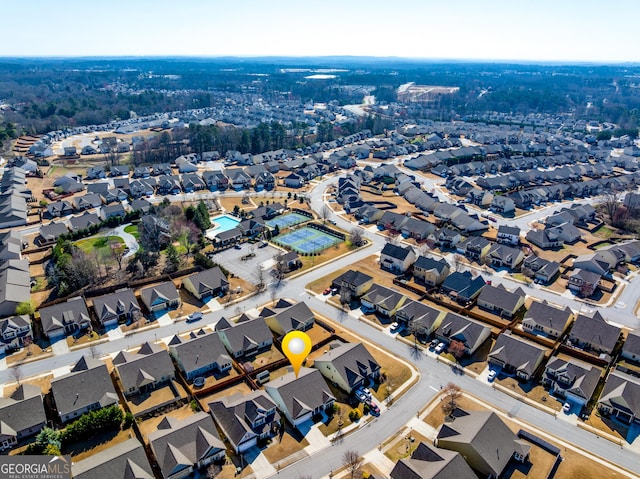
170;332;230;376
72;437;153;479
488;332;547;377
38;297;90;336
390;442;477;479
215;317;273;357
570;311;621;353
314;342;380;391
113;342;175;393
265;368;334;421
0;384;46;437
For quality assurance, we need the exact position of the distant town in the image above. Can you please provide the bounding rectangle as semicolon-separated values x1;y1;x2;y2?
0;58;640;479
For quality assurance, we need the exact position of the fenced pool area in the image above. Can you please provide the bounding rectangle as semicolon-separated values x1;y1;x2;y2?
265;212;309;229
273;226;342;254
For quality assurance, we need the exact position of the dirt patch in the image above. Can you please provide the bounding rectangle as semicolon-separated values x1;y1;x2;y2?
384;429;430;463
199;382;254;412
262;424;309;464
4;374;53;396
496;376;562;412
137;404;196;437
126;380;187;416
64;427;134;462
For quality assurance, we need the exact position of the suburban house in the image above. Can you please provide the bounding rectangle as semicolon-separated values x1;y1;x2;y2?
50;356;119;423
0;384;47;451
100;203;127;221
621;331;640;363
73;193;103;211
38;297;91;340
380;243;417;273
148;412;226;479
525;228;563;249
263;301;315;336
573;251;618;276
331;269;374;300
496;225;521;246
141;215;171;247
598;370;640;424
225;168;251;190
435;410;529;478
457;236;491;261
567;268;601;297
169;331;232;381
276;251;302;273
0;315;32;354
283;172;305;188
412;255;450;287
37;222;68;246
568;311;621;356
72;437;154;479
264;368;335;428
202;171;229;191
313;341;381;393
488;332;547;381
543;357;602;407
69;211;101;233
476;284;526;318
521;255;560;284
390;442;477;479
522;300;573;339
360;284;408;317
490;195;516;214
215;317;273;359
434;313;492;355
113;342;176;398
395;300;445;335
440;271;486;304
92;288;141;328
182;267;229;300
140;281;181;314
486;243;525;270
47;200;73;217
208;391;280;453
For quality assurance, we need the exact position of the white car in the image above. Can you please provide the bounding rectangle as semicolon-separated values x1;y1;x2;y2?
354;390;368;402
390;322;399;330
434;342;446;354
357;386;372;399
487;370;497;382
562;402;571;414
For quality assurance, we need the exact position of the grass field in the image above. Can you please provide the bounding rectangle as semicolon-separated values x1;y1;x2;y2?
75;235;124;255
123;224;139;240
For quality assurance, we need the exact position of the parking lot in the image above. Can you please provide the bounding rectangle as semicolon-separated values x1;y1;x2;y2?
212;242;284;284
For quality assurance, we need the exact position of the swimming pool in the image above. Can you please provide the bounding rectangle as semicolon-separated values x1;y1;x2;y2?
211;214;240;234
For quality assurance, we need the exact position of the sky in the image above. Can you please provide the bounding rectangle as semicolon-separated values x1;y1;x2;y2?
1;0;639;63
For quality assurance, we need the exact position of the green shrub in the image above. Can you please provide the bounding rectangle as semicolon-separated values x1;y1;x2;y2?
348;409;361;422
123;412;134;429
61;405;123;445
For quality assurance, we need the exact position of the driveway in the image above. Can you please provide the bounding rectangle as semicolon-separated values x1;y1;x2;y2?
102;223;140;258
212;243;284;284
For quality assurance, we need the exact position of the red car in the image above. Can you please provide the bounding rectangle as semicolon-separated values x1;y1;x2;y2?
368;402;380;415
323;288;331;295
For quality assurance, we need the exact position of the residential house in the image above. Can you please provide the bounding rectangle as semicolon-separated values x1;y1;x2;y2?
313;342;381;393
496;225;520;246
129;179;155;198
225;168;251;190
0;385;46;451
69;211;101;233
568;311;621;356
543;357;601;407
428;228;462;249
254;171;276;191
130;198;152;214
395;300;444;335
0;315;32;354
521;255;560;284
152;163;172;177
110;165;129;177
390;442;477;479
276;251;301;273
486;243;524;270
73;193;103;211
567;268;601;297
525;228;563;249
360;284;408;317
490;196;516;215
476;284;526;318
113;342;176;398
181;173;206;192
522;300;573;339
47;200;73;217
573;251;618;276
215;317;273;359
488;332;547;380
132;166;152;179
100;203;127;221
209;391;280;453
380;243;417;273
440;271;486;304
435;410;530;478
621;331;640;364
182;267;229;300
141;215;171;247
264;368;335;428
413;255;450;287
157;175;182;195
0;259;31;318
37;222;68;246
148;412;226;479
169;331;232;381
50;356;119;423
331;269;374;301
38;297;91;340
202;171;229;191
456;236;491;262
598;371;640;424
72;438;154;479
434;313;492;355
400;217;436;242
85;166;106;180
283;172;305;188
92;288;141;328
102;188;128;204
263;301;315;336
140;281;181;314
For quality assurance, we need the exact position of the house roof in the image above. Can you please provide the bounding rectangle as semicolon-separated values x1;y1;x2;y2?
497;225;521;236
523;300;572;332
170;332;230;376
623;331;640;358
72;437;153;479
92;289;140;322
332;269;373;289
50;356;118;419
314;342;380;390
0;384;45;437
435;313;490;350
264;368;335;421
148;412;225;477
570;311;621;352
39;222;68;241
414;255;449;274
488;332;547;377
139;281;180;309
38;297;90;335
214;317;273;356
70;212;101;231
270;301;315;335
436;410;519;477
184;267;228;295
360;284;407;311
395;300;442;329
599;371;640;419
381;243;415;261
545;357;601;401
113;342;175;392
441;271;486;301
477;284;525;313
390;442;477;479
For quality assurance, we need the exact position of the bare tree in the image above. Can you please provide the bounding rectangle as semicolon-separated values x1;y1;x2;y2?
255;266;266;292
11;364;23;386
601;186;623;227
110;239;126;270
89;344;101;359
441;382;462;417
448;340;466;360
451;254;464;272
349;227;365;247
342;450;363;479
320;204;332;224
206;464;222;479
408;321;426;359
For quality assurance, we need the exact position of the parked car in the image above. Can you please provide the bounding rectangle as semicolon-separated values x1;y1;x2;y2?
390;322;399;330
234;243;242;249
562;402;571;414
368;402;380;415
429;338;440;349
354;390;368;402
328;219;337;225
434;342;447;354
357;386;371;399
258;241;268;248
487;370;497;382
323;288;331;295
187;312;203;323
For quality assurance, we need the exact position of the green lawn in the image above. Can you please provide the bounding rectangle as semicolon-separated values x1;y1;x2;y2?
124;224;140;240
75;235;125;255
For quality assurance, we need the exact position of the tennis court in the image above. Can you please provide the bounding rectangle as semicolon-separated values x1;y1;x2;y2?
265;212;309;229
273;226;341;254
